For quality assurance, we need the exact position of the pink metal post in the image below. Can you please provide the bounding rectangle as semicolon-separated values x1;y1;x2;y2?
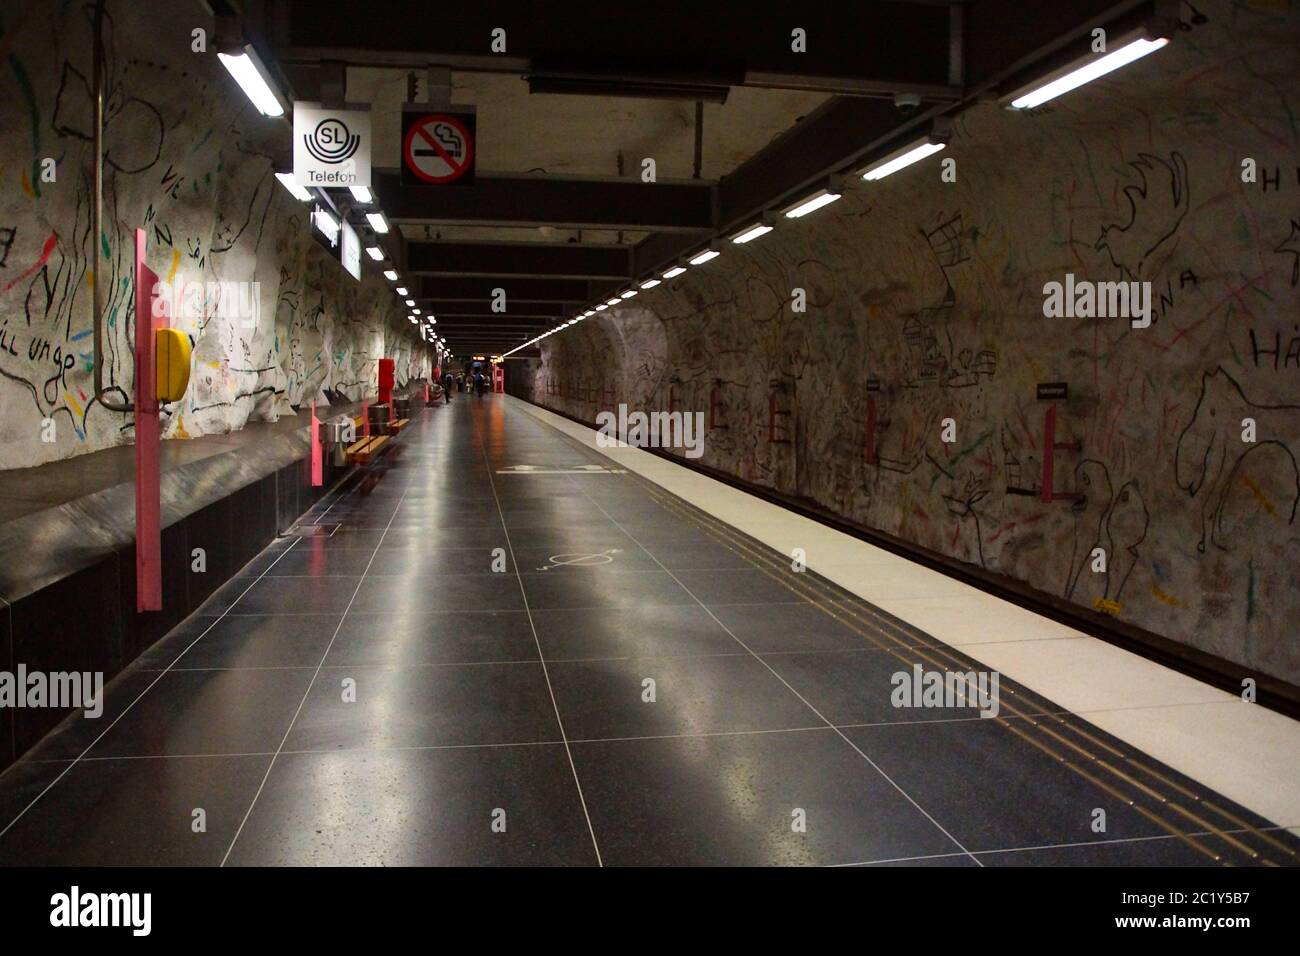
310;401;323;487
133;228;163;612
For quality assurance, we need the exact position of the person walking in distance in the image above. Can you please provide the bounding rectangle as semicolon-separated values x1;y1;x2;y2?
441;369;454;403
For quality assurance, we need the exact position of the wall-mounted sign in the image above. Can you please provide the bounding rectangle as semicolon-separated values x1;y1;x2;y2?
1036;382;1069;401
294;102;371;189
310;192;359;282
340;220;360;281
401;106;476;186
311;203;340;251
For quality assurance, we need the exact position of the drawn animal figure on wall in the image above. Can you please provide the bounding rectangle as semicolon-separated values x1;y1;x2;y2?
1096;151;1190;281
1174;367;1300;553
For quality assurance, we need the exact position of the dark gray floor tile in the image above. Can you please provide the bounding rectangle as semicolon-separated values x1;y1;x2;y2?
570;729;964;865
510;545;659;573
761;647;1040;726
710;601;874;653
347;573;525;614
678;568;808;606
519;569;695;610
143;614;342;670
285;663;560;750
0;755;271;866
531;605;740;660
843;718;1186;853
549;654;817;739
326;611;539;666
976;836;1219;867
367;547;508;577
198;575;362;616
89;668;316;757
249;547;377;577
225;744;596;866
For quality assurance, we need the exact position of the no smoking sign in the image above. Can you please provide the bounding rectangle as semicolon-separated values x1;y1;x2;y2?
401;109;476;186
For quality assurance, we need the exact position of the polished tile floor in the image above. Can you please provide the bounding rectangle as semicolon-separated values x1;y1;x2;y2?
0;395;1296;866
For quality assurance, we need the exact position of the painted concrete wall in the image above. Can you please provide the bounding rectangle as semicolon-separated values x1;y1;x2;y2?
530;2;1300;686
0;0;429;468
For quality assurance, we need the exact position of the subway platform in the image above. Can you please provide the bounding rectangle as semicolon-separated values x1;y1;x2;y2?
0;395;1295;867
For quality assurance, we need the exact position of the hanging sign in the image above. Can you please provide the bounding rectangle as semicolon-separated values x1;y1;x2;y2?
294;102;372;189
401;106;476;186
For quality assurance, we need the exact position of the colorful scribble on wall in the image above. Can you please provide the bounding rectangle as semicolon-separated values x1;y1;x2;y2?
528;1;1300;686
0;1;429;468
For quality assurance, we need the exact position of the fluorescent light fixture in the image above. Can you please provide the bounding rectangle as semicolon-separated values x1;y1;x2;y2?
409;316;417;323
620;289;638;299
1007;36;1169;110
731;222;773;244
216;47;285;117
412;308;421;315
350;186;372;203
662;266;687;278
365;246;384;261
783;188;841;219
274;172;311;202
405;299;415;306
606;298;621;306
860;140;946;181
384;270;398;281
689;248;721;265
366;212;390;234
428;317;436;324
583;310;595;317
395;287;408;296
595;303;608;311
640;278;661;289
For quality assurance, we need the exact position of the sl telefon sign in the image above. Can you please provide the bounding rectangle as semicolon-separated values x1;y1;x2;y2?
294;102;372;189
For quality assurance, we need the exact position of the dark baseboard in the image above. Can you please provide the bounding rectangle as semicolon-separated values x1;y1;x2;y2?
0;397;431;771
519;393;1300;721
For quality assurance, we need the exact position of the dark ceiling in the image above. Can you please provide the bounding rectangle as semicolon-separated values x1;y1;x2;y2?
239;0;1171;355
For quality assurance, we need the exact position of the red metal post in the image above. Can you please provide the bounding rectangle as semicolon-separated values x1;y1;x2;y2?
1041;404;1056;503
864;395;878;464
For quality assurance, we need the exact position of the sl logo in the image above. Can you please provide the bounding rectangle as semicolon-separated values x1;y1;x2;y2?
304;118;359;164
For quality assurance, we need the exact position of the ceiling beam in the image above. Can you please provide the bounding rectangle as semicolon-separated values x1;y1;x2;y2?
627;1;1157;283
272;0;954;95
374;170;715;233
406;241;633;280
420;300;568;318
414;277;594;301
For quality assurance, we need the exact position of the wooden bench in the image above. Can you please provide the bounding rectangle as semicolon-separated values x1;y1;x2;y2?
345;434;390;464
389;418;410;434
